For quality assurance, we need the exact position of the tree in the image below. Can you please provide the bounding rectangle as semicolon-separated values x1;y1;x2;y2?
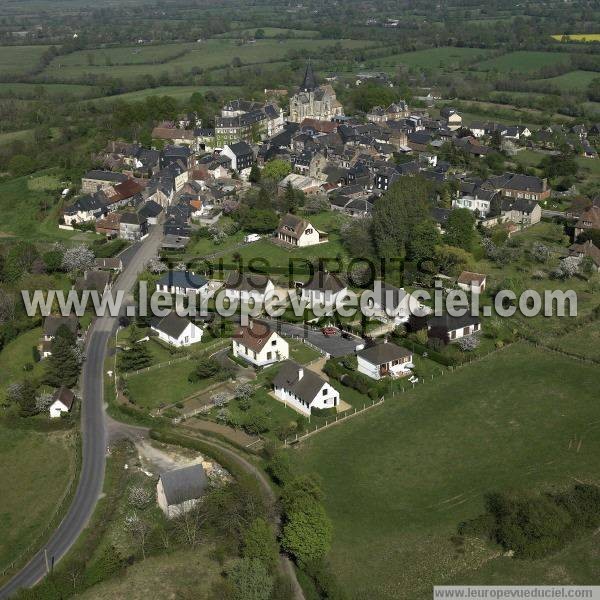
371;177;431;259
124;512;150;560
444;208;476;251
242;518;279;569
266;450;292;486
35;391;54;413
7;380;37;416
248;164;261;183
340;218;375;259
262;159;292;182
281;499;332;565
457;334;480;352
189;356;220;381
45;328;82;388
225;557;274;600
8;154;35;176
128;486;152;509
434;245;471;276
408;220;441;266
118;343;152;373
61;244;95;274
3;241;39;282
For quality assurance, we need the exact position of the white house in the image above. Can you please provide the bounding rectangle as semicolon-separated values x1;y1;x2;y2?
232;321;289;367
151;312;203;347
357;341;413;381
49;387;76;418
300;271;347;309
368;280;429;324
156;270;210;296
224;271;275;304
457;271;487;294
157;464;208;519
276;213;328;247
428;314;481;343
272;360;340;415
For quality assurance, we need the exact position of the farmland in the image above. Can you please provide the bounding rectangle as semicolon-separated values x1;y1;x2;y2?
475;50;574;73
535;70;599;91
552;34;600;42
364;46;492;71
0;45;49;75
291;343;600;600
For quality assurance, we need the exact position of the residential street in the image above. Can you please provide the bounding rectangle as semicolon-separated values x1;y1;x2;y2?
0;225;163;599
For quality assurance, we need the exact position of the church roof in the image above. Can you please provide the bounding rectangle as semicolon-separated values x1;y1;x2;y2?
301;61;317;92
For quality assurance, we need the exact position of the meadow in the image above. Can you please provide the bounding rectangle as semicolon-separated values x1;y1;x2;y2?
535;69;599;91
475;50;574;73
85;85;243;104
0;44;50;75
0;423;75;573
365;46;492;71
552;34;600;42
291;343;600;599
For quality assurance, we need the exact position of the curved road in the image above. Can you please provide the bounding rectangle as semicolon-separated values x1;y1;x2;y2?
0;226;163;599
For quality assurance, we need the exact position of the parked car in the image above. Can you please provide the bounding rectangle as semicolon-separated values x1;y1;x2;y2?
321;326;337;336
340;330;352;339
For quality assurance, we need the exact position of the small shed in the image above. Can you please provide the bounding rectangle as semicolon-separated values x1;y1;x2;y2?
157;464;208;518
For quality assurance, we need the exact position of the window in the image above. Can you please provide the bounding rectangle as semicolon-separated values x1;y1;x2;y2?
271;339;277;346
266;352;272;360
322;388;327;395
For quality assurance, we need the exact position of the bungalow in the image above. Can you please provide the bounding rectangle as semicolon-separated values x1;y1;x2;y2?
232;321;289;367
457;271;487;294
276;213;328;247
272;360;339;415
157;464;208;518
224;271;275;304
75;270;111;294
151;311;203;347
49;387;76;418
156;271;209;296
357;340;413;380
94;257;123;272
300;271;347;309
428;313;481;343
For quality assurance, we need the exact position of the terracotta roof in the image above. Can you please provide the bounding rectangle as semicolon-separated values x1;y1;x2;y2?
233;321;276;353
277;213;308;239
300;118;338;134
457;271;487;286
569;240;600;266
578;206;600;230
152;126;195;141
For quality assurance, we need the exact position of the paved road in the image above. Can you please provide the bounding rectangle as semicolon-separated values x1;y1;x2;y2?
260;318;364;357
0;226;163;599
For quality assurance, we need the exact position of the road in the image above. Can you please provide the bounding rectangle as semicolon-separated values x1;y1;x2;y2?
0;226;163;599
261;318;364;357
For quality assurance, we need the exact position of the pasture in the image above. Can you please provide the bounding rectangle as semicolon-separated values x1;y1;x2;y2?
86;85;243;104
291;343;600;599
535;70;599;91
552;34;600;42
367;46;492;71
475;50;573;73
0;45;50;75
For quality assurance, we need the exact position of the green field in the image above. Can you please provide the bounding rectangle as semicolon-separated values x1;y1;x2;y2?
0;45;50;75
367;46;491;71
535;70;599;91
0;328;44;402
42;38;376;81
217;27;321;39
475;51;573;73
86;85;243;104
0;129;35;145
0;82;95;98
0;423;74;571
291;343;600;599
547;320;600;361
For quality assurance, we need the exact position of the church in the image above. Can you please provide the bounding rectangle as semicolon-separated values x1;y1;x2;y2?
289;62;344;123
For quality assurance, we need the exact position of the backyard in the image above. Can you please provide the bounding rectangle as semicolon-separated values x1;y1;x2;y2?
291;343;600;599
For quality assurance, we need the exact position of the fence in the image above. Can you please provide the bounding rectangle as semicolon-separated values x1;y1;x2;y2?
0;433;81;578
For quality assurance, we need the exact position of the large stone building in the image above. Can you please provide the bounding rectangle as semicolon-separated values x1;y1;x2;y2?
289;62;343;123
214;99;283;147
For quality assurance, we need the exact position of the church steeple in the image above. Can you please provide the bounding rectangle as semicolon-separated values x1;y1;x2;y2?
300;60;317;92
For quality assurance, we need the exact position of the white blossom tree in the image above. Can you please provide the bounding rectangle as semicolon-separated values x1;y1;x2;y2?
35;392;54;413
61;244;95;274
128;486;152;509
147;258;168;274
457;334;480;352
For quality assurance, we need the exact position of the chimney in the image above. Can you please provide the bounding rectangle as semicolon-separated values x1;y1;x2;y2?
248;319;254;330
298;367;304;380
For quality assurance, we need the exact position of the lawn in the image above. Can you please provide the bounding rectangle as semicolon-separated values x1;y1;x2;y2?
534;70;600;91
543;319;600;361
0;45;50;75
290;343;600;599
475;51;574;73
0;423;75;572
288;338;322;364
0;327;44;402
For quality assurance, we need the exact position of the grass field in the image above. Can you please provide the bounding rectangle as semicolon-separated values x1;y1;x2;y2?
291;343;600;599
0;82;95;97
0;328;44;402
0;45;50;75
547;320;600;361
0;129;34;145
42;38;376;81
0;423;75;571
366;46;491;71
535;70;599;91
475;51;574;73
552;34;600;42
86;85;243;104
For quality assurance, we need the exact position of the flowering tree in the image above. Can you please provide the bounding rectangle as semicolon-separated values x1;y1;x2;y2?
147;258;168;274
35;392;54;412
553;256;580;279
61;244;95;274
128;486;152;509
457;334;480;352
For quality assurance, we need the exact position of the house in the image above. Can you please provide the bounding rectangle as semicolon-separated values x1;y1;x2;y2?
272;360;339;415
440;107;462;131
357;340;413;380
300;271;347;308
500;197;542;227
221;141;254;173
278;173;323;195
49;387;76;418
428;313;481;343
156;271;209;296
224;271;275;304
487;173;551;202
276;213;327;247
41;315;80;358
95;211;121;237
232;321;289;367
151;311;203;347
75;270;111;294
81;170;128;194
457;271;487;294
568;240;600;271
63;193;106;225
138;200;163;225
574;205;600;237
157;464;208;518
119;212;148;241
368;280;428;323
94;257;123;272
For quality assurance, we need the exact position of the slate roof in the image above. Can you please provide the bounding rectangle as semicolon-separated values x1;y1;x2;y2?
428;313;480;331
160;464;207;506
272;360;328;404
227;141;253;157
225;271;272;293
52;386;75;410
303;271;345;293
357;341;412;365
138;200;163;219
158;271;208;290
83;170;128;183
43;315;79;337
277;213;310;239
301;61;318;92
152;311;194;339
